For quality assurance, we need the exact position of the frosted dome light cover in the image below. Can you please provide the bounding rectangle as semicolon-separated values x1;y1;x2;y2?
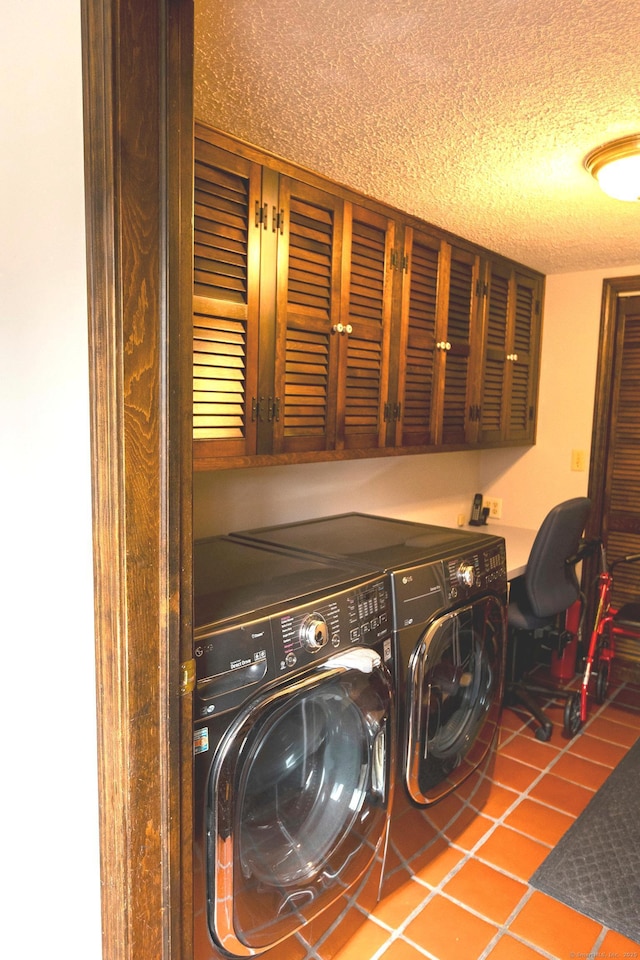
585;135;640;202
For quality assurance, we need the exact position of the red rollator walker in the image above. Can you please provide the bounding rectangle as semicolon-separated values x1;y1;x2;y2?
564;539;640;736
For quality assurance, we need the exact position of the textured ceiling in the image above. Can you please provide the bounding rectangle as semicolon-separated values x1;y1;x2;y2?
195;0;640;275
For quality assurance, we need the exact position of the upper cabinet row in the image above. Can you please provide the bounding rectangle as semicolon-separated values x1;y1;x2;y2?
193;122;544;470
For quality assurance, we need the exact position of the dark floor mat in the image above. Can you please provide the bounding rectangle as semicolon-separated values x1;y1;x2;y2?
530;736;640;942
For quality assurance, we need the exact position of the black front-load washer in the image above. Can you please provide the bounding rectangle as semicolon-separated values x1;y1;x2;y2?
192;535;395;960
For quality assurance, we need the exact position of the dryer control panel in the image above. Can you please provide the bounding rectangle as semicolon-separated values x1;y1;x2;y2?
193;575;392;718
392;539;507;629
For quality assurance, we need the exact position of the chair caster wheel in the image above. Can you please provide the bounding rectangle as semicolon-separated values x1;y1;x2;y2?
535;724;552;742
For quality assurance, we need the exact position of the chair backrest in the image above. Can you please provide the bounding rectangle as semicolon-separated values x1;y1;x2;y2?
525;497;592;619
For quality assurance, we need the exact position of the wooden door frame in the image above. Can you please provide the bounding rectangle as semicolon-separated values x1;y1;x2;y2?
588;275;640;537
80;1;194;958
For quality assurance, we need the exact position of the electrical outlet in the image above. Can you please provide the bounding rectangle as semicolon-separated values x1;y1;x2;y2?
484;497;502;519
571;449;587;472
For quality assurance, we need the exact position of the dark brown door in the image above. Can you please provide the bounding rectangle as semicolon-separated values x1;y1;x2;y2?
589;282;640;660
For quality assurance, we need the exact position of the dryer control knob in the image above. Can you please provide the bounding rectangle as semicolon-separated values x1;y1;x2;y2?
300;614;329;652
457;563;476;588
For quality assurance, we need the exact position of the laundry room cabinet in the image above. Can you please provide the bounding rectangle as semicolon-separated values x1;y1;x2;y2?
390;227;483;448
193;122;544;470
476;256;543;445
194;123;397;464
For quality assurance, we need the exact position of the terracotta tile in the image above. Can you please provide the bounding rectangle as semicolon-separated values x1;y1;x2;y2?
323;917;389;960
528;771;594;817
500;707;532;735
587;714;640;746
599;928;640;954
551;751;612;789
371;878;429;929
476;825;550;880
442;859;527;924
472;781;519;819
404;894;498;960
262;933;309;960
378;938;433;960
424;792;464;831
444;808;494;851
486;933;549;960
411;838;465;887
509;890;602;957
568;732;627;767
498;732;560;769
491;754;541;792
503;797;574;846
605;702;640;729
611;685;640;710
390;808;439;862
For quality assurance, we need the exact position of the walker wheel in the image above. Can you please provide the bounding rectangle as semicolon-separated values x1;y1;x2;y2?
595;660;609;704
563;692;582;738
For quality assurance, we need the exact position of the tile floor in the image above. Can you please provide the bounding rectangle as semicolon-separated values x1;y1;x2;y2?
325;669;640;960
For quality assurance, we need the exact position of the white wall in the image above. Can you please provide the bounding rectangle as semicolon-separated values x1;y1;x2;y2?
479;264;640;530
1;4;102;958
194;450;483;537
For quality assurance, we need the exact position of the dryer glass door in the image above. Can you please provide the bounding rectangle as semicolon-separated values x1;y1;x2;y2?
208;648;392;956
406;595;504;804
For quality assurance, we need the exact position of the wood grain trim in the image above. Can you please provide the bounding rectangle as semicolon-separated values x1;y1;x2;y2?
81;1;193;958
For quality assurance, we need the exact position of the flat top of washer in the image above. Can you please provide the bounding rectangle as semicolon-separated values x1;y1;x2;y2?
233;513;502;571
194;534;382;629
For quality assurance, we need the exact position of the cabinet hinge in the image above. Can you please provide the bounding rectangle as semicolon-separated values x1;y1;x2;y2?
390;250;397;270
529;405;534;420
267;397;281;422
180;659;196;697
476;279;488;298
402;254;409;272
535;299;540;315
255;201;268;229
275;209;285;234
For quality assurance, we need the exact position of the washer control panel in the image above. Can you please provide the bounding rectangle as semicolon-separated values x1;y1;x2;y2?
193;574;391;717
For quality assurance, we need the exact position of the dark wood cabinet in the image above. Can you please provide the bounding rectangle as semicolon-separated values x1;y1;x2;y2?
477;257;543;444
193;123;544;470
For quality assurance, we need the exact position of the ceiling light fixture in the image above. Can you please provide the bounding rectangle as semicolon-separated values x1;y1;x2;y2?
584;134;640;201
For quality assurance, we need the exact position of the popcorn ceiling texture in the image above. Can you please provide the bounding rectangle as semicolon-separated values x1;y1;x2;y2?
195;0;640;275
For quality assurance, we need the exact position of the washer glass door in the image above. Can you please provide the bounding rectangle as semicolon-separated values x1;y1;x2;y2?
406;595;504;804
208;648;392;956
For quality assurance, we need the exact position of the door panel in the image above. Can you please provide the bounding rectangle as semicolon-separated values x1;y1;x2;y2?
589;285;640;662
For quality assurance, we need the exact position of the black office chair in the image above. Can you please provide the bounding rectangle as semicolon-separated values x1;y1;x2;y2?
505;496;592;741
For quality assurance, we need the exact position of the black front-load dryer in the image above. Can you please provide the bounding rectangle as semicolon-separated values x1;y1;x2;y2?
192;536;395;960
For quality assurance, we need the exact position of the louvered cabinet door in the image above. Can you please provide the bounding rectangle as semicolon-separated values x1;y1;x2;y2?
272;178;343;454
193;132;262;461
505;271;542;443
340;205;395;450
395;227;443;447
438;245;481;446
477;258;511;442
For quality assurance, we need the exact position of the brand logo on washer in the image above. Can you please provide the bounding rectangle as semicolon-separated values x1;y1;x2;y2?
402;574;413;584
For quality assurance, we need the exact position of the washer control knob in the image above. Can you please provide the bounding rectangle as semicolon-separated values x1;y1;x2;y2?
457;563;476;588
300;614;329;652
